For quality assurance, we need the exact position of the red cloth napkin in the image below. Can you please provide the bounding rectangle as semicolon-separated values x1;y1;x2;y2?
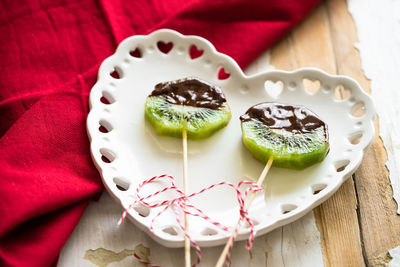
0;0;320;266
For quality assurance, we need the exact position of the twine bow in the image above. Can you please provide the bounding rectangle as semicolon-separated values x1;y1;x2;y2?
118;174;263;267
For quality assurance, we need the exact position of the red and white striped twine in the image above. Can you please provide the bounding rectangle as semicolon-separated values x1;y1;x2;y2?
118;174;263;267
133;252;160;267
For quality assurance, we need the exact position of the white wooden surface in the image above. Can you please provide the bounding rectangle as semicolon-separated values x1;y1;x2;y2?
59;0;400;266
349;0;400;264
58;192;324;267
348;0;400;214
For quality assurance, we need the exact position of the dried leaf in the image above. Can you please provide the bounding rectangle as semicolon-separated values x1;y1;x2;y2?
134;243;151;262
84;248;133;267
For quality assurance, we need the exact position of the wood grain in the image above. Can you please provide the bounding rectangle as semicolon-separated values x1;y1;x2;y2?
269;2;366;266
348;0;400;220
326;0;400;264
59;1;400;266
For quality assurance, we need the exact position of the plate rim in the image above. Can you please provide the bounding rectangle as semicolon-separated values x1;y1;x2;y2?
87;29;376;247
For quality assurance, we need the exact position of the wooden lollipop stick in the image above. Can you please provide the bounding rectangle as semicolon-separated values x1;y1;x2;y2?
182;130;191;267
215;156;274;267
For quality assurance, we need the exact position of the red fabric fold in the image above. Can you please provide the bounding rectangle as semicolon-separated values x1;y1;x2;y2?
0;0;320;266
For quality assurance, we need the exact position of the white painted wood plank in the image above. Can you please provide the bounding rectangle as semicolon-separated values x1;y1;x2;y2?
59;191;324;267
263;212;324;267
348;0;400;214
390;246;400;267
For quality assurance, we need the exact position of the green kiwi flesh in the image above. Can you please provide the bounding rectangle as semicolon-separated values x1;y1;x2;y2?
241;119;329;170
145;96;231;139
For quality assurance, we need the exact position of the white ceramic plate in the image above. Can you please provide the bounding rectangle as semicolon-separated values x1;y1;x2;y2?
87;29;375;248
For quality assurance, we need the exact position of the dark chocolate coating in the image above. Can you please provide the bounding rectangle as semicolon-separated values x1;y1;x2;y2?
150;77;226;109
240;102;327;135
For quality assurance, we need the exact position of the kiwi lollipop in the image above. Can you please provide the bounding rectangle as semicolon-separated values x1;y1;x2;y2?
240;102;329;170
216;102;329;267
145;77;231;139
145;77;231;267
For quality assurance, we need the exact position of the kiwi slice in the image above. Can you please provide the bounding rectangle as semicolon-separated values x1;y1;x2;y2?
145;78;231;139
240;102;329;170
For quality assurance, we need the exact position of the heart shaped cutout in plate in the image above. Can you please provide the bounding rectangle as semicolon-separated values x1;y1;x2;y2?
87;29;375;248
157;41;173;54
218;67;231;80
189;44;204;59
129;48;142;58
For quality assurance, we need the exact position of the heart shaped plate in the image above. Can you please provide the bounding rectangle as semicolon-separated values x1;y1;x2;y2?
87;29;375;247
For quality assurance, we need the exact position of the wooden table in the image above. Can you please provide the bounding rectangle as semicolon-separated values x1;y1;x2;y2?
59;0;400;266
